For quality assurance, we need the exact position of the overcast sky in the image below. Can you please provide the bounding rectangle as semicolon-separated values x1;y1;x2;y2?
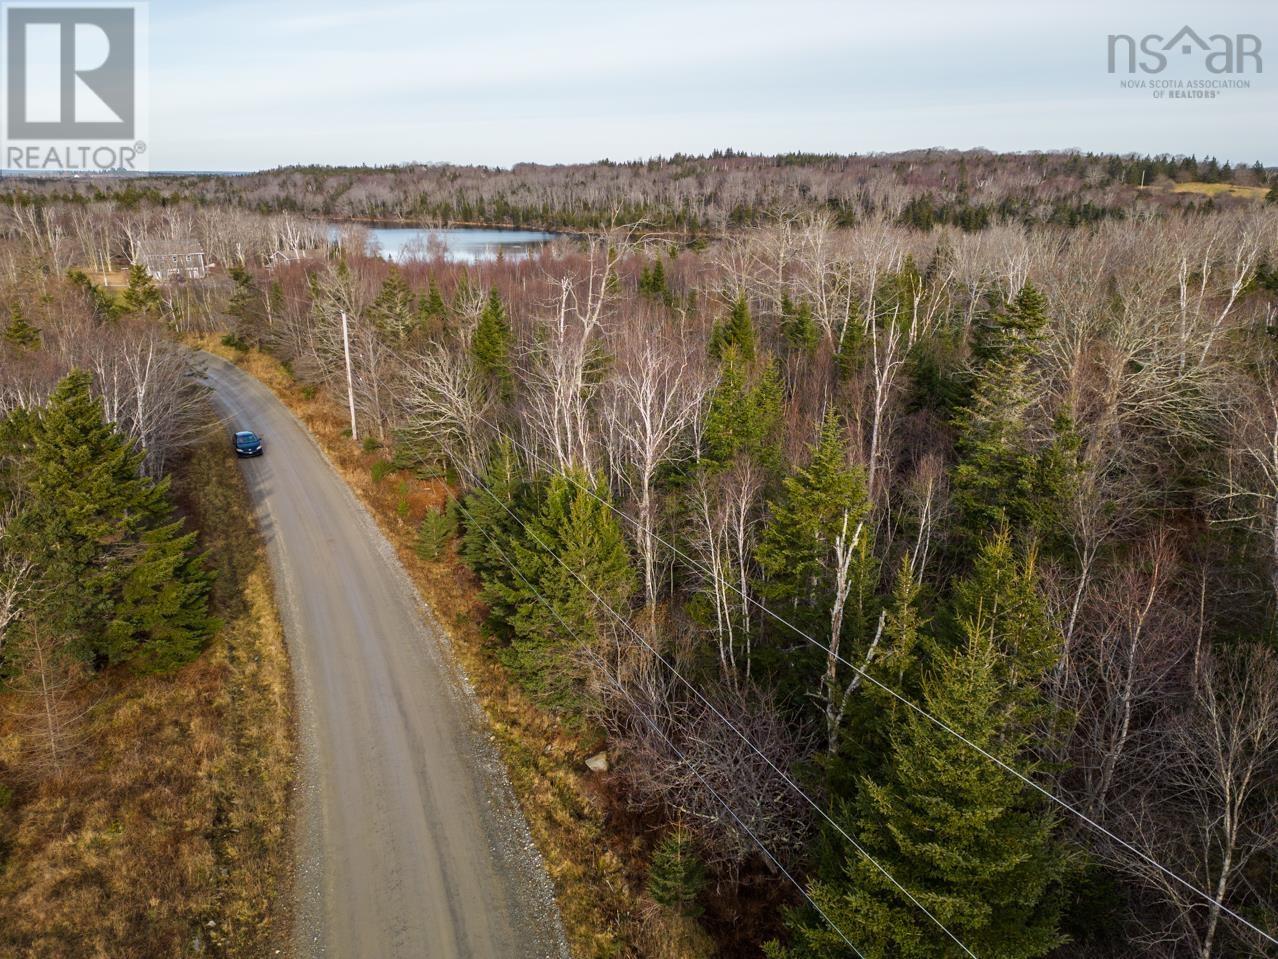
146;0;1276;171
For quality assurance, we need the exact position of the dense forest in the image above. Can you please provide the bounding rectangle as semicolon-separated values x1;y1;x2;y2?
4;147;1275;233
0;150;1277;958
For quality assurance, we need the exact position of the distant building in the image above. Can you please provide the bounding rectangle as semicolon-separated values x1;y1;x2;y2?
267;248;304;269
136;239;208;281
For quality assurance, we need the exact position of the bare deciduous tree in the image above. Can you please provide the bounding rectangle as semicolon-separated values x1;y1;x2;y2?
523;241;617;473
1114;643;1278;959
606;664;814;872
400;340;495;480
606;324;712;612
687;464;762;687
4;624;87;781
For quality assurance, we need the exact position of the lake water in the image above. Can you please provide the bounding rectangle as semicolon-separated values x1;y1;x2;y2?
333;225;559;264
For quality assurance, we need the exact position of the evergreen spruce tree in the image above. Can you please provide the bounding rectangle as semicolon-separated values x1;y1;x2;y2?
970;283;1045;369
419;277;447;328
226;266;263;344
832;553;925;791
792;630;1067;959
3;305;41;349
493;471;634;707
472;287;513;398
121;263;163;316
108;518;217;672
369;265;417;340
266;279;285;327
778;532;1067;959
639;258;672;304
780;294;818;352
415;502;457;560
648;828;708;917
702;357;783;473
756;412;873;642
876;256;924;324
782;567;1066;958
0;406;36;504
834;320;866;383
947;530;1059;724
459;438;527;627
67;269;119;322
951;283;1071;555
651;258;668;299
709;294;758;363
8;371;214;670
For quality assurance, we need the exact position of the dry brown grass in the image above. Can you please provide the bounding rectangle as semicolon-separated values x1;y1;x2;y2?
1169;181;1271;199
77;268;131;288
0;428;295;959
190;336;713;959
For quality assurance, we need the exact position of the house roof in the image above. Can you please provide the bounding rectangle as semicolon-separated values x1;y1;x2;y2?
137;238;204;258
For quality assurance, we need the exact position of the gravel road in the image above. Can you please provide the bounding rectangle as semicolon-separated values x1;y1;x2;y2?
204;354;567;959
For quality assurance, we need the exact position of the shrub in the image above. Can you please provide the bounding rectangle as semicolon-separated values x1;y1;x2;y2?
647;829;706;918
415;504;457;560
370;460;396;484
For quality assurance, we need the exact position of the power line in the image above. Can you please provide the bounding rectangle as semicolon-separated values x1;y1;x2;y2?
451;496;868;958
458;470;979;958
465;412;1278;951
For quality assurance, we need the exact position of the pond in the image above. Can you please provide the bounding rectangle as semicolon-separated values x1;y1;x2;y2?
331;225;560;264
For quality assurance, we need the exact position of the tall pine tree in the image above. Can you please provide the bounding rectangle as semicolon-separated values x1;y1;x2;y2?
778;535;1067;959
709;294;758;363
472;287;513;398
951;283;1073;556
121;263;163;316
832;553;925;792
702;357;784;473
3;305;41;349
459;438;526;627
369;265;417;340
418;276;447;331
756;411;873;636
946;530;1059;724
5;371;215;671
781;294;818;353
491;471;634;708
226;266;263;345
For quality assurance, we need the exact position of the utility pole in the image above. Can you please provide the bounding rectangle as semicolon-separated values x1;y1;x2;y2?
341;310;358;441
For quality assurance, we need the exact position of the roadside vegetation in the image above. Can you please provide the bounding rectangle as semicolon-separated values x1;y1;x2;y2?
0;253;294;956
196;335;694;958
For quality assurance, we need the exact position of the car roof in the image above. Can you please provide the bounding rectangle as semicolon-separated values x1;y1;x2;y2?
234;430;257;439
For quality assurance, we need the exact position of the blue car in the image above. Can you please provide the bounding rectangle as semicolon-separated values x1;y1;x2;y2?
233;430;264;457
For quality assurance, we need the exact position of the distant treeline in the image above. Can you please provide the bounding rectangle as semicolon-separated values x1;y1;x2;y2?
0;148;1273;235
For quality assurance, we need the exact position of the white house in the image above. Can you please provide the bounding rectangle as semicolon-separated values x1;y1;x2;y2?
136;239;208;281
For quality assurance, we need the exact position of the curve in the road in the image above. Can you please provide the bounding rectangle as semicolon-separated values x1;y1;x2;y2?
202;353;567;959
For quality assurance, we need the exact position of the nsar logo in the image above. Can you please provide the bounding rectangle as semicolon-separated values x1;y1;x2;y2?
1108;26;1262;75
